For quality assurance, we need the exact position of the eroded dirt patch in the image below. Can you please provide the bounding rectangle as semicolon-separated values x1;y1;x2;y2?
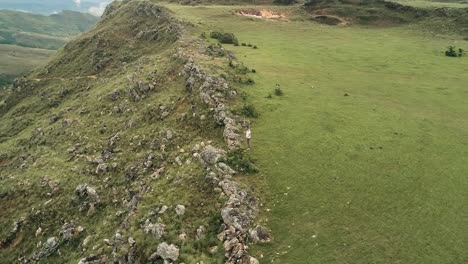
236;9;287;20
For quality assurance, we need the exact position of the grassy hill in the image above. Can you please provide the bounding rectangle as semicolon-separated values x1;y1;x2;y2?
0;1;260;263
165;2;468;263
1;0;468;263
0;44;54;87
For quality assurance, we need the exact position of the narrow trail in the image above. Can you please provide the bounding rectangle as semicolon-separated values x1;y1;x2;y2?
31;75;98;82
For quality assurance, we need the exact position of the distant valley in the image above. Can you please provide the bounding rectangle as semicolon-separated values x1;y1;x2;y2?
0;9;98;88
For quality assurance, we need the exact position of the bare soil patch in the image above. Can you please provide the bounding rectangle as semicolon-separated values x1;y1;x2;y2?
236;9;287;20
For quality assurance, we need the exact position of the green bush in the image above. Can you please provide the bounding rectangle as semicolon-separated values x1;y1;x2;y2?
242;104;259;118
226;149;258;174
210;31;239;45
253;45;258;49
445;46;464;57
210;31;222;39
251;69;257;73
274;0;296;4
241;43;247;46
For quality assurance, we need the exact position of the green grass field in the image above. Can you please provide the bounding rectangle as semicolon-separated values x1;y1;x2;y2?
393;0;468;8
0;44;54;87
165;3;468;263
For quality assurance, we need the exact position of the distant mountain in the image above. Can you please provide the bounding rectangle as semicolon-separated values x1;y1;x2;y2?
0;0;110;15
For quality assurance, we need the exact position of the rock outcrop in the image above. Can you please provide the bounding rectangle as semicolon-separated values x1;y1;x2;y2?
182;55;260;263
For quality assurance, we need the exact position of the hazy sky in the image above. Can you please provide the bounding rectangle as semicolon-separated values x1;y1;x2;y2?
0;0;113;16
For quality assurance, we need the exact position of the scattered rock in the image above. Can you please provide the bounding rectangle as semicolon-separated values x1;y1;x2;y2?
143;220;166;239
37;237;59;258
175;205;185;216
155;242;179;261
200;146;226;165
196;225;206;240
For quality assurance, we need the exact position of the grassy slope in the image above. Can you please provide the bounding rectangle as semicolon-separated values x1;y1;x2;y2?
0;1;247;263
166;4;468;263
0;44;54;87
393;0;468;8
0;10;97;87
0;10;98;37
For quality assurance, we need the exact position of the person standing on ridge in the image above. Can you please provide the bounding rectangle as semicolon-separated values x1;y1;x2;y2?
246;127;252;149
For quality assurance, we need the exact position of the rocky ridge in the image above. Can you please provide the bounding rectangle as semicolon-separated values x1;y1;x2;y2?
0;1;268;263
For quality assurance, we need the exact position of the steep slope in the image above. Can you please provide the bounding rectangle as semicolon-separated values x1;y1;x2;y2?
0;1;261;263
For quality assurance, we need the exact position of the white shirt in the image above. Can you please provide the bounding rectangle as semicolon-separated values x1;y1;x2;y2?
246;129;251;139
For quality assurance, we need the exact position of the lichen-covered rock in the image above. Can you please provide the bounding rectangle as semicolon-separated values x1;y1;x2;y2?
196;225;206;240
155;242;179;261
143;220;165;239
221;208;251;233
75;184;100;204
200;145;226;165
37;237;59;258
175;205;185;216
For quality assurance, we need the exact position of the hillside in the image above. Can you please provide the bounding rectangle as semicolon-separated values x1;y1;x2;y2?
0;1;260;263
1;0;468;263
0;10;98;49
0;10;99;88
0;44;54;87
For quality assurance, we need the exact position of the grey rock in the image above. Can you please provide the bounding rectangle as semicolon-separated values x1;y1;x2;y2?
143;220;165;239
200;146;226;165
175;205;185;216
156;242;179;261
221;208;251;233
196;225;206;240
38;237;59;258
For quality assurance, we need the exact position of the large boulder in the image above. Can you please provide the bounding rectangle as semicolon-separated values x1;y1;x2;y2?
200;145;226;165
156;242;179;261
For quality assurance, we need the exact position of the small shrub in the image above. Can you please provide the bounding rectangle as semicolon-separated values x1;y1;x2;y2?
266;93;272;99
247;43;252;47
234;42;239;46
274;85;284;96
226;149;258;174
236;65;250;74
244;78;255;85
251;69;256;73
445;46;464;57
221;33;239;45
253;45;258;49
210;31;222;39
212;32;239;45
242;103;259;118
241;43;247;46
